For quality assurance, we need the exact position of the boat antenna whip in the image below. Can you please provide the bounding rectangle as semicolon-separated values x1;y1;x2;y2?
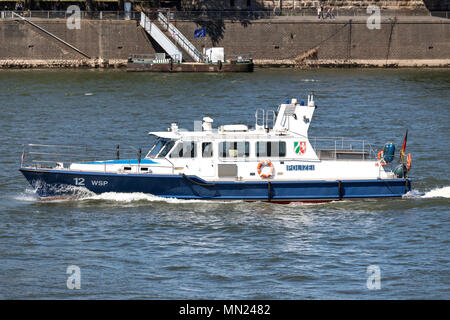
20;147;25;167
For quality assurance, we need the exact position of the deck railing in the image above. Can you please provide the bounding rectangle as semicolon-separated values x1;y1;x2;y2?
20;143;145;169
20;136;380;171
310;136;378;161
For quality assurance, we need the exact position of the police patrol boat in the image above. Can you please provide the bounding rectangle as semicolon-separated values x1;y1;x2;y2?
19;93;412;202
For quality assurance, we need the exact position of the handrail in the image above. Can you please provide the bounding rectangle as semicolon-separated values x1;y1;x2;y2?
1;10;142;20
157;11;204;62
28;143;88;148
21;143;147;169
11;12;91;59
140;12;183;63
1;9;438;22
309;135;377;160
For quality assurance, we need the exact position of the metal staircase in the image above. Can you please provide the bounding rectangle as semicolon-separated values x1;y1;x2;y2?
157;12;204;63
140;12;182;63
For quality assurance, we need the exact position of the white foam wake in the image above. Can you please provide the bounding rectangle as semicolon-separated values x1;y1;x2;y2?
14;188;40;202
14;188;240;204
84;192;167;203
16;186;449;204
422;186;450;199
404;186;450;199
83;192;240;204
85;187;450;203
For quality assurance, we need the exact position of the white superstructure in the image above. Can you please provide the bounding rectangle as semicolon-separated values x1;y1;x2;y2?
70;93;393;181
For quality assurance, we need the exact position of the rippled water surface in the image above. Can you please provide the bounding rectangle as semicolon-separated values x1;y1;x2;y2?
0;68;449;299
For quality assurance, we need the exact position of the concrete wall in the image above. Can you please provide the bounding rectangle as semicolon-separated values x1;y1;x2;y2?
1;17;449;67
174;18;450;65
0;19;156;66
181;0;449;11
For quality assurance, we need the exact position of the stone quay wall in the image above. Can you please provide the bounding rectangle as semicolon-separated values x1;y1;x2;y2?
0;16;449;68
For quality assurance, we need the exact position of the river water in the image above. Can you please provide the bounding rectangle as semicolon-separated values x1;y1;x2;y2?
0;68;448;299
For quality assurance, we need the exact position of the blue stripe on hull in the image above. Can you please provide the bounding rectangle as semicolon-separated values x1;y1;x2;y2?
19;168;411;200
80;159;157;165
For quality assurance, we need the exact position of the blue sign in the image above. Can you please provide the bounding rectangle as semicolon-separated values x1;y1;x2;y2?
286;164;315;171
194;27;207;38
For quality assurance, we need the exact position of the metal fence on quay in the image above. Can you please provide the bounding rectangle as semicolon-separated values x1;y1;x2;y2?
1;8;439;22
0;10;142;20
0;10;277;21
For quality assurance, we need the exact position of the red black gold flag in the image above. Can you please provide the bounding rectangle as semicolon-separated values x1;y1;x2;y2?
400;129;408;164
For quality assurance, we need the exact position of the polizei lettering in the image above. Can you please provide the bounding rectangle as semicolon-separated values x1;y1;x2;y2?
286;164;315;171
179;304;214;317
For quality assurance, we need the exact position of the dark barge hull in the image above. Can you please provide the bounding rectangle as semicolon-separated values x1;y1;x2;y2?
127;62;254;72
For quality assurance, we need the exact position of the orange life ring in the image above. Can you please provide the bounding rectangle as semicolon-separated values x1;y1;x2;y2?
377;150;386;166
257;160;274;178
406;153;412;170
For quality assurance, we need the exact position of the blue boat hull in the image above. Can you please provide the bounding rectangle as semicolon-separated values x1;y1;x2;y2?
19;168;412;201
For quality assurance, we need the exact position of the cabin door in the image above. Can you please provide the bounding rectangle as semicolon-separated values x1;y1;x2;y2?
200;142;215;178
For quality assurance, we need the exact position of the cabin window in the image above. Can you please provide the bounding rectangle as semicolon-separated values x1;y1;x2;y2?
169;141;197;158
147;138;170;158
256;141;286;157
158;140;175;158
202;142;213;158
219;141;249;158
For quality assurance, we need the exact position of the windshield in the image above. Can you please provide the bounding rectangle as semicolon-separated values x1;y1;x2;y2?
158;141;176;158
147;138;170;158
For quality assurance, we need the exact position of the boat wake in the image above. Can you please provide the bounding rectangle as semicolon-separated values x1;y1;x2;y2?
14;188;41;202
421;186;450;199
16;186;449;204
403;186;450;199
83;192;238;204
15;188;240;204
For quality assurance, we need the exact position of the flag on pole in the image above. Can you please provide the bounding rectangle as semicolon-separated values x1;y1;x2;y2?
194;27;207;38
399;129;408;164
